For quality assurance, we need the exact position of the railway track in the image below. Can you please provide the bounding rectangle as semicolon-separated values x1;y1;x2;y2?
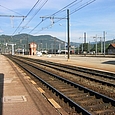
12;55;115;99
6;55;115;115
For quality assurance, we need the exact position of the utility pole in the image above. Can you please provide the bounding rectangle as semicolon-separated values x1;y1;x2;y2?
100;37;103;54
103;31;106;56
40;9;70;60
93;35;97;56
67;9;70;60
98;37;103;54
27;35;29;55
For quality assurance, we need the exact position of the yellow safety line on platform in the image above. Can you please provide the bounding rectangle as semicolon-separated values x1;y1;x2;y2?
48;98;61;108
31;80;36;84
37;87;45;93
20;70;23;73
25;76;30;79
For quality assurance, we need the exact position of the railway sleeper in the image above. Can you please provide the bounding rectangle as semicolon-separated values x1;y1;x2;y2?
80;98;103;106
74;95;95;101
58;86;74;90
86;103;112;111
66;93;89;99
94;108;115;115
63;92;88;98
60;88;84;93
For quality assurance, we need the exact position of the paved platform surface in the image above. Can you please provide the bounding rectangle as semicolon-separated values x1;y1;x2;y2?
0;55;39;115
25;54;115;73
0;55;63;115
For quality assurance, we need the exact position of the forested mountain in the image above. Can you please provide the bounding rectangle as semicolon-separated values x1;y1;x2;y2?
0;34;65;50
0;33;115;54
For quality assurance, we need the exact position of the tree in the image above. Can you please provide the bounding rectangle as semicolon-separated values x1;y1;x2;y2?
79;43;88;53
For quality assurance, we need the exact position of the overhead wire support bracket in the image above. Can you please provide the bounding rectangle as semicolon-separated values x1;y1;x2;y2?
0;15;27;18
40;16;67;27
40;9;70;60
40;16;67;20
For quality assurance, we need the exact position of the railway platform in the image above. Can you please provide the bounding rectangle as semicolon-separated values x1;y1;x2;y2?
0;55;66;115
23;54;115;73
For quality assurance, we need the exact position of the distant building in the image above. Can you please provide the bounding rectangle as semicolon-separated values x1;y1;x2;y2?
29;42;37;55
107;43;115;54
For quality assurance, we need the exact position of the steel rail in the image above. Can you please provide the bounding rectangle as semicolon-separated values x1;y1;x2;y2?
8;56;91;115
13;56;115;87
16;56;115;79
10;56;115;106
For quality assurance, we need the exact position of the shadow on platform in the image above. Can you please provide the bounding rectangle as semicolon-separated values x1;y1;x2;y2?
0;73;4;115
102;60;115;65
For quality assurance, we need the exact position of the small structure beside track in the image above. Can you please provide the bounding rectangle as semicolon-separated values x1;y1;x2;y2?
29;42;37;55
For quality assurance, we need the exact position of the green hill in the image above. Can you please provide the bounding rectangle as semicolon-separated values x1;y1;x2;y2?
0;33;115;54
0;34;66;52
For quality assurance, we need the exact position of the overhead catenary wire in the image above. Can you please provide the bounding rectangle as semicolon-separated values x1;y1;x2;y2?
0;5;26;18
0;4;24;16
32;0;96;34
0;4;26;29
71;0;96;15
66;0;83;9
12;0;41;35
29;0;79;33
49;0;79;16
19;0;48;33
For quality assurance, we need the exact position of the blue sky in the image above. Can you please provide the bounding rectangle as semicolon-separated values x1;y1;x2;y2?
0;0;115;43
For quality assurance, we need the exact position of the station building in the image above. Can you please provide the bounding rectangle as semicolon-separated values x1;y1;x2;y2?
107;43;115;54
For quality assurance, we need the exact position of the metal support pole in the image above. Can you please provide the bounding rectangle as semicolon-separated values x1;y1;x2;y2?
8;44;16;55
67;9;70;60
100;37;103;54
103;31;105;56
93;35;97;56
96;38;97;56
78;44;79;54
27;35;29;55
12;44;15;55
82;43;83;53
